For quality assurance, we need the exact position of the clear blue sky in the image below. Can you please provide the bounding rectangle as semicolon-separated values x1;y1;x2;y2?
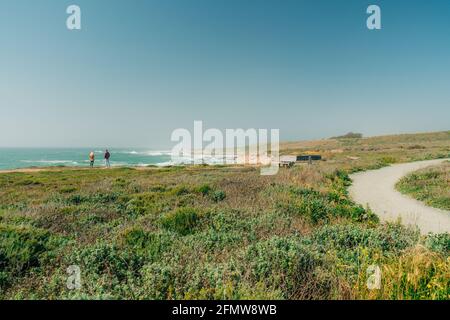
1;0;449;148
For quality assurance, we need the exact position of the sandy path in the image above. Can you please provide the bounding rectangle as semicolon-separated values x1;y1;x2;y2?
349;159;450;235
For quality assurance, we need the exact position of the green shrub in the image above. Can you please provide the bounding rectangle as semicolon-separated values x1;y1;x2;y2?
169;185;190;196
300;198;329;224
15;179;42;186
0;224;58;288
199;210;256;249
396;163;450;210
210;190;226;202
379;156;397;165
124;197;148;216
308;224;420;283
67;194;87;205
283;186;373;224
332;204;377;223
120;228;174;261
312;223;419;254
122;193;162;216
60;186;77;194
68;242;144;286
335;170;352;186
140;263;175;299
197;184;212;196
113;178;129;188
160;207;200;235
424;233;450;255
149;185;167;192
353;246;449;300
243;236;322;298
67;193;120;205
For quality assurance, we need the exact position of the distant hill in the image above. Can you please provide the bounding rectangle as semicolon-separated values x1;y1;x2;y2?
330;132;363;139
280;130;450;155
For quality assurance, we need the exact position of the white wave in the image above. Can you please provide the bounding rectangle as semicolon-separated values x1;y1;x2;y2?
156;152;272;166
144;151;172;156
20;160;79;165
155;161;176;166
155;153;239;166
118;150;172;156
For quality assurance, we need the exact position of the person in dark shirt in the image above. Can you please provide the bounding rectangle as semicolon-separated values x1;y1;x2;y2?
104;149;111;168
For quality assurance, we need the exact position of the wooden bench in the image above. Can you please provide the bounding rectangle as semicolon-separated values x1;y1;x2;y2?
297;155;322;162
279;154;323;167
279;155;296;168
279;160;295;168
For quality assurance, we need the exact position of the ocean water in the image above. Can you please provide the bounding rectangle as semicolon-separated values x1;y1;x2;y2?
0;148;174;170
0;148;245;170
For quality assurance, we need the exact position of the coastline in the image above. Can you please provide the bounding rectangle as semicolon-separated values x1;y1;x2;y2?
0;163;256;174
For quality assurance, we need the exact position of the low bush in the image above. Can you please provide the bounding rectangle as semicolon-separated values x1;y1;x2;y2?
379;156;397;165
120;227;174;261
67;242;144;294
424;233;450;255
0;224;59;288
277;186;374;224
59;186;77;194
160;207;201;235
15;179;42;186
169;185;190;196
121;193;163;216
243;236;322;298
353;246;449;300
197;184;212;196
312;223;419;254
67;192;121;205
210;190;226;202
396;163;450;210
113;178;129;188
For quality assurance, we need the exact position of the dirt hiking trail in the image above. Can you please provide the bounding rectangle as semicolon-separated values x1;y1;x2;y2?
349;159;450;235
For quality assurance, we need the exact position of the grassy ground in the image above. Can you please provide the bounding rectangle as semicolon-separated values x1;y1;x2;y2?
396;161;450;210
0;131;449;300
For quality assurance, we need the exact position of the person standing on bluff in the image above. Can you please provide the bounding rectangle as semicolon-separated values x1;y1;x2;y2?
104;149;111;168
89;151;95;168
